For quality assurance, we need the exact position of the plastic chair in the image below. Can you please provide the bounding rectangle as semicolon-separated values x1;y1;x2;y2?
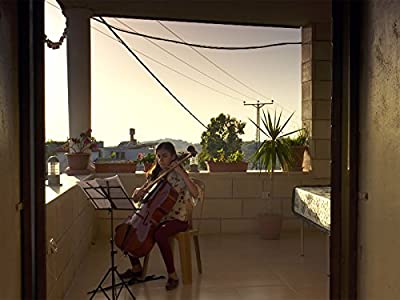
142;178;205;284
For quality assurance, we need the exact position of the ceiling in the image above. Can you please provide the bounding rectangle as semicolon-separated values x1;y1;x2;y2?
57;0;331;27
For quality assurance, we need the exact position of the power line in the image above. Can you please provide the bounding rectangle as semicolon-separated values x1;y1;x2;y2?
99;17;207;129
155;21;302;130
156;21;299;116
157;21;272;100
92;27;245;104
45;1;300;130
44;2;247;106
113;19;249;103
93;18;301;51
98;17;302;125
46;0;59;10
244;100;274;143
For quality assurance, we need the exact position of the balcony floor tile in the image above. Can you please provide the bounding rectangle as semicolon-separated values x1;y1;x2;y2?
64;231;328;300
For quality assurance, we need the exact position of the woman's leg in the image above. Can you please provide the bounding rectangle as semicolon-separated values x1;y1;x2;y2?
154;219;188;275
128;256;142;272
120;255;142;279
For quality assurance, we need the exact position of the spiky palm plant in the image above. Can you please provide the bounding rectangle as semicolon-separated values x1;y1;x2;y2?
250;110;300;175
249;109;301;216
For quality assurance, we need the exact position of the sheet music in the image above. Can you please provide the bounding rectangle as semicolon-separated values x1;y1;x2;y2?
78;175;134;210
78;180;111;209
103;175;128;198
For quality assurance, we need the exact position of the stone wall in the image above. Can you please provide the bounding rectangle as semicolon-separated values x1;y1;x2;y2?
0;2;21;299
302;23;332;179
95;172;329;237
46;184;95;299
358;0;400;298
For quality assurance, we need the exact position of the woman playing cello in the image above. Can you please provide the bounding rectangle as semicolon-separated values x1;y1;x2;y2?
120;141;200;290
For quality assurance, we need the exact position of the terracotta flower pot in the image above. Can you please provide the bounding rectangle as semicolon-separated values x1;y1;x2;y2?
94;162;137;173
287;146;307;172
143;162;154;172
65;153;90;170
256;213;282;240
206;161;248;172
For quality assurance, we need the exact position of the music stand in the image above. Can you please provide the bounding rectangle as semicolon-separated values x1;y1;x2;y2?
79;175;136;300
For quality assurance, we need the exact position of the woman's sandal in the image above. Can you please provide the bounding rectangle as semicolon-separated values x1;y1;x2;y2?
120;268;142;280
165;278;179;290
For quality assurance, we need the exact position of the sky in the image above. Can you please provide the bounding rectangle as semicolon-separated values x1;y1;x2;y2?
45;1;302;146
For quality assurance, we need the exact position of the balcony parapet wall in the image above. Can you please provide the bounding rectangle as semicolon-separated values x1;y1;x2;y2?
93;171;329;237
45;175;95;299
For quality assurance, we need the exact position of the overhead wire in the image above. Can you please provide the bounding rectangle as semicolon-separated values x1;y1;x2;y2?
157;21;272;100
154;20;295;131
114;18;300;132
156;21;301;124
114;19;255;103
112;19;301;132
98;16;208;129
46;2;207;129
112;19;300;128
46;0;301;132
46;0;59;10
93;18;301;51
104;18;300;119
92;27;245;104
100;16;301;118
45;2;248;105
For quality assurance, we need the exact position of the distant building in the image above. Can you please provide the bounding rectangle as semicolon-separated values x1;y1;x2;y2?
97;128;158;170
50;128;158;173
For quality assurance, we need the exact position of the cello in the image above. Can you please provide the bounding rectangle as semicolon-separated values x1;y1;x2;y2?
114;146;197;258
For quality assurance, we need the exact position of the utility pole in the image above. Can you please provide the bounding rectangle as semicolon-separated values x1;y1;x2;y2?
244;99;274;143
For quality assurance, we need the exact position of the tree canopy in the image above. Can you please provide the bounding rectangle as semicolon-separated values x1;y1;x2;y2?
199;113;246;163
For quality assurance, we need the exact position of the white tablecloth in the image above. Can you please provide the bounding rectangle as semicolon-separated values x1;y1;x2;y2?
292;186;331;232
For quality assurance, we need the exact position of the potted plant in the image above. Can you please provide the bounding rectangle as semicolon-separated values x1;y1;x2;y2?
284;127;310;172
205;149;248;172
136;152;156;172
249;110;301;239
94;151;137;173
64;129;98;175
198;113;247;172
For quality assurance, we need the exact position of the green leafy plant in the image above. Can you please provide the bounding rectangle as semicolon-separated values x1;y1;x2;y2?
284;127;310;147
284;126;311;172
250;110;301;173
249;109;302;224
199;113;246;167
95;151;137;164
136;152;156;164
210;149;244;163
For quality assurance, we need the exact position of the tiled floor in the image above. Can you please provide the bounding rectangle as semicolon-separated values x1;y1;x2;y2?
65;230;328;300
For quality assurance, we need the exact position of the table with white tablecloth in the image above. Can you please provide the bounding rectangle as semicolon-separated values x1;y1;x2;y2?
292;185;330;297
292;185;331;256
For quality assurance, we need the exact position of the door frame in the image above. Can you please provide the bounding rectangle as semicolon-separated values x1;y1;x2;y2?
331;0;361;298
18;0;46;298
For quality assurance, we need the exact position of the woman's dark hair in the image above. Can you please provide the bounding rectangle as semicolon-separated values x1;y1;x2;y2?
156;142;177;156
147;142;177;180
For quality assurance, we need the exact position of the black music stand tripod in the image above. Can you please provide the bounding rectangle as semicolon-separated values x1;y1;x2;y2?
81;182;136;300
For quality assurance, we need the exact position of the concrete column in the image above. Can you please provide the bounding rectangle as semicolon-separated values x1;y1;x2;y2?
301;23;332;179
64;8;92;138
